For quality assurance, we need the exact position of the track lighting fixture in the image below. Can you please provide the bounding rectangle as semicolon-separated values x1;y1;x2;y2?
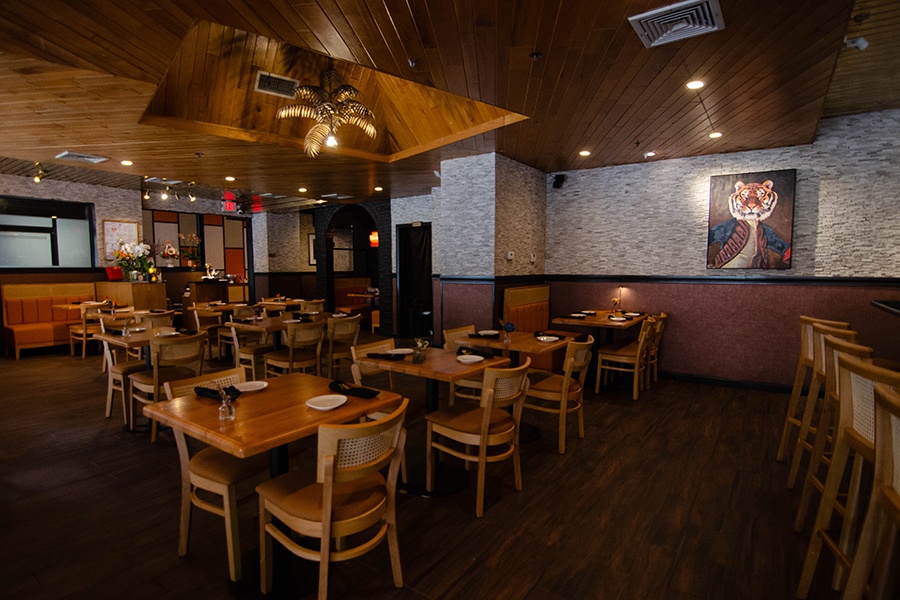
32;162;45;183
160;186;169;200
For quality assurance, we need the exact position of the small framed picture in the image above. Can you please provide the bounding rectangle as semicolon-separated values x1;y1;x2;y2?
308;233;316;266
103;220;139;260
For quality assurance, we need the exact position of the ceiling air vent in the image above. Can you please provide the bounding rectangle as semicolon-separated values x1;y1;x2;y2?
628;0;725;48
54;151;109;164
255;71;299;99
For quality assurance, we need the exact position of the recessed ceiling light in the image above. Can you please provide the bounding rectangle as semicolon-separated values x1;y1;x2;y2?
298;187;307;193
578;150;591;157
708;131;723;139
686;80;705;90
643;151;657;159
374;186;383;192
225;176;235;182
120;160;133;166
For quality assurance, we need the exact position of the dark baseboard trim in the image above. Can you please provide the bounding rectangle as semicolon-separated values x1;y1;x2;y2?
661;371;791;394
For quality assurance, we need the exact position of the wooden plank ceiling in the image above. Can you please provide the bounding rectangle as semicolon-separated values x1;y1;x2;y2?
0;0;895;212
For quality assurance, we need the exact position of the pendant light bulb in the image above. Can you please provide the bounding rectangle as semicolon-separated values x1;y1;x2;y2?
326;132;338;147
33;161;45;183
161;186;169;200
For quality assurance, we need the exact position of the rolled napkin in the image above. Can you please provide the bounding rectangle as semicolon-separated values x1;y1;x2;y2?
194;386;242;401
468;332;500;339
457;347;493;359
533;331;566;339
366;352;406;361
329;380;380;399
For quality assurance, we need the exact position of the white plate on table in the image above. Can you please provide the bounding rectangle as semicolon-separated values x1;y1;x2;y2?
536;335;559;343
457;354;485;364
281;319;301;324
306;394;348;411
624;312;642;317
387;348;413;355
332;313;348;318
478;330;499;335
581;310;597;315
127;327;147;333
155;331;181;337
569;313;588;318
608;316;627;322
234;381;268;393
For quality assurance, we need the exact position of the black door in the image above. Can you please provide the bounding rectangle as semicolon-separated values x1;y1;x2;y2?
396;222;432;338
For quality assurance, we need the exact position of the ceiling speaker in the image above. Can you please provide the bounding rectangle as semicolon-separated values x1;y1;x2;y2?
552;174;566;189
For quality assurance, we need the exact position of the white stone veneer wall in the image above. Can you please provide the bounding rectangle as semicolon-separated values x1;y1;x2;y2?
546;109;900;278
495;153;546;276
438;154;496;277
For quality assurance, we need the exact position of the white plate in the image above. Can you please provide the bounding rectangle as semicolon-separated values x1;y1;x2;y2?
127;327;147;333
386;348;413;355
581;310;597;315
608;316;627;322
155;331;181;337
234;381;268;393
457;354;485;364
478;330;499;335
306;394;348;411
569;313;587;317
281;319;301;324
332;313;348;318
624;312;642;317
536;335;559;343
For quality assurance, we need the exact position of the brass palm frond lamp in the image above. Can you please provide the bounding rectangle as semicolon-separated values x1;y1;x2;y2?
276;59;376;157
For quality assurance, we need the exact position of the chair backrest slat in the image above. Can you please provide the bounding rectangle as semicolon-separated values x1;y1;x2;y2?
164;367;246;400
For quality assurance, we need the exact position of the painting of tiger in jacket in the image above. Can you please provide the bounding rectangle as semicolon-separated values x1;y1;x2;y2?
707;170;795;269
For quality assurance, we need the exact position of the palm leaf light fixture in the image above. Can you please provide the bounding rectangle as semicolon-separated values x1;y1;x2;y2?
276;59;376;158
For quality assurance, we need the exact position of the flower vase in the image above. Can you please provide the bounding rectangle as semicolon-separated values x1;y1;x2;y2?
413;348;426;364
165;258;174;268
129;270;141;282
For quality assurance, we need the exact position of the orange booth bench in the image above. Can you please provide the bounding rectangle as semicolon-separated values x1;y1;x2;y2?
2;283;96;359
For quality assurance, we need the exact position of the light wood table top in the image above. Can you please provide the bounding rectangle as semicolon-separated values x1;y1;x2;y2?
552;310;649;329
259;299;306;311
356;346;510;384
143;372;404;459
94;327;179;349
457;330;571;355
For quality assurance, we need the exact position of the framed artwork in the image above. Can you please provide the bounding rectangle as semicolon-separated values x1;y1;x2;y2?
707;169;795;270
308;233;316;265
102;219;138;260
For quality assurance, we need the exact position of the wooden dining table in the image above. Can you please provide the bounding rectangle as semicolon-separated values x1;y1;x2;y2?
259;298;306;313
552;310;649;344
228;313;330;350
456;330;570;366
142;372;404;473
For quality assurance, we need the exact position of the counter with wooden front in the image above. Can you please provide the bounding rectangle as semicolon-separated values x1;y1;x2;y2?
95;281;166;310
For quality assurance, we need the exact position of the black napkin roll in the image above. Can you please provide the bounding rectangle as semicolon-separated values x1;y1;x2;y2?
457;347;494;359
194;386;241;401
468;332;500;339
329;380;380;399
366;352;406;361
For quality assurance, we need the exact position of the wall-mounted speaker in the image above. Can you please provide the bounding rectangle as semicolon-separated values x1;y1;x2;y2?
552;174;566;189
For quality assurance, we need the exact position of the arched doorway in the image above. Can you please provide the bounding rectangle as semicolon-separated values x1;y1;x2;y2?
322;205;380;325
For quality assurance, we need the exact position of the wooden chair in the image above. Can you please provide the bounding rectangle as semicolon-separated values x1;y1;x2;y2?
842;383;900;600
322;313;361;379
370;309;380;333
257;398;408;599
99;314;138;367
163;368;269;582
796;355;900;598
68;301;105;358
795;336;875;532
264;320;325;378
595;318;655;400
443;325;486;406
129;332;206;443
644;312;668;387
350;339;397;390
426;359;531;517
99;316;145;426
302;299;325;312
524;336;593;454
193;306;224;360
787;323;858;488
228;324;273;381
136;310;174;329
777;316;851;462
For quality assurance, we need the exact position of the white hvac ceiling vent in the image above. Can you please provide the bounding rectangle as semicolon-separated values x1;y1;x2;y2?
628;0;725;48
255;71;300;99
54;151;109;164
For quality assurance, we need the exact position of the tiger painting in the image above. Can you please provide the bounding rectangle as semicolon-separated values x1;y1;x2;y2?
707;178;792;269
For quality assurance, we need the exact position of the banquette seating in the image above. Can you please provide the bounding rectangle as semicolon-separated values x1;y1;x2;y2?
334;278;375;323
2;283;97;359
502;285;561;372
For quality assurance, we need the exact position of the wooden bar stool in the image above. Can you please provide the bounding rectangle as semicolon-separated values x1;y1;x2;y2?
796;355;900;598
777;316;850;462
787;323;857;488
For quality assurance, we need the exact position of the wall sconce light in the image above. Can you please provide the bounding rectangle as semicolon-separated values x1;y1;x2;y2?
160;186;169;200
143;189;150;200
32;162;45;183
369;231;379;247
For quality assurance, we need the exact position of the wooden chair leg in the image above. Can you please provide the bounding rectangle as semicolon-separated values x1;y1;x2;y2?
475;444;488;517
223;486;242;582
259;502;273;594
558;400;567;454
841;494;885;600
797;441;851;599
794;398;835;532
788;376;822;488
577;401;585;440
834;453;867;589
778;361;810;461
425;423;435;493
105;373;115;418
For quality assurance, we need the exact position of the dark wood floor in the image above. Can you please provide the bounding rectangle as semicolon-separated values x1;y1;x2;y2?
0;341;846;599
